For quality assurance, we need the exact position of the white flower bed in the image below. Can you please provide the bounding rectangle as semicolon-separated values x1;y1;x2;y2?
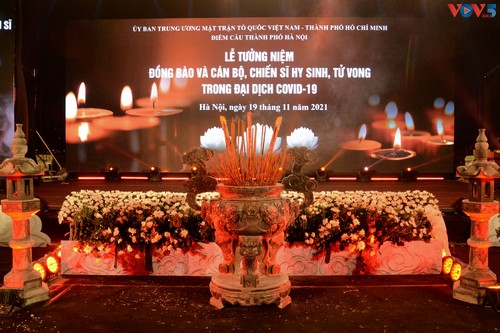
58;189;448;276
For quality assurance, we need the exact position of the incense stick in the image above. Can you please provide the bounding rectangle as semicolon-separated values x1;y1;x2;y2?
208;113;290;186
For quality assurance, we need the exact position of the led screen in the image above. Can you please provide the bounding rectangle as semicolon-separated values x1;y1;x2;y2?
65;16;455;174
0;1;15;164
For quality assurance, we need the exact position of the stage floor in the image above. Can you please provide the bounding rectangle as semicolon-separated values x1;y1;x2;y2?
1;179;499;332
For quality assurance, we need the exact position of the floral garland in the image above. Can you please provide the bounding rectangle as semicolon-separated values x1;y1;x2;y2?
58;189;438;257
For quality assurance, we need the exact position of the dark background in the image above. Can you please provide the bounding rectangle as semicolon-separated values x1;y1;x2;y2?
12;0;500;172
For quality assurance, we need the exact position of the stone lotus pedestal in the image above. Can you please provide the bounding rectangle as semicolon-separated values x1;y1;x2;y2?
201;184;300;309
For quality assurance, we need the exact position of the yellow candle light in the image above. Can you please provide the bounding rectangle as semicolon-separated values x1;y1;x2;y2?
160;77;171;94
68;82;113;119
120;85;134;112
339;124;382;151
151;82;158;109
370;101;405;144
78;122;90;142
442;101;455;134
398;112;431;153
393;128;401;150
65;92;78;121
370;127;416;161
66;121;109;144
77;82;86;107
425;98;454;136
127;83;183;117
405;112;415;134
421;119;454;158
386;102;399;129
136;77;191;109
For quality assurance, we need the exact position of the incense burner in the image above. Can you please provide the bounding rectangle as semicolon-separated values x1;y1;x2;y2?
184;146;317;309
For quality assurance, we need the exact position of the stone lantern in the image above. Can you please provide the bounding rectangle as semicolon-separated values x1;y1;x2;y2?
0;124;50;307
453;129;499;304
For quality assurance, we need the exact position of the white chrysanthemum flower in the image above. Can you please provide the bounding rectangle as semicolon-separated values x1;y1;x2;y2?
286;127;318;149
200;126;226;151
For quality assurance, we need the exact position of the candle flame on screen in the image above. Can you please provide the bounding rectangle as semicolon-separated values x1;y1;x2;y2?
436;119;444;135
368;94;380;106
393;128;401;149
65;92;78;119
78;122;90;142
385;102;398;128
151;83;158;106
444;101;454;116
174;77;188;89
433;97;445;109
120;86;133;111
404;112;415;132
77;82;86;106
160;78;171;93
358;124;367;140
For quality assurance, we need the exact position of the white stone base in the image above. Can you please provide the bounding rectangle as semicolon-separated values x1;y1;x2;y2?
277;244;358;275
152;243;222;276
209;272;291;309
363;239;442;275
1;279;50;308
61;239;442;276
61;241;148;275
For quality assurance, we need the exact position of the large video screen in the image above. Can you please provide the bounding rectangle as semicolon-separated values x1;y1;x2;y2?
0;0;15;164
65;16;455;174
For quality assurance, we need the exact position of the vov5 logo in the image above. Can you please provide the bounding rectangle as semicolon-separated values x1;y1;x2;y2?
448;4;496;17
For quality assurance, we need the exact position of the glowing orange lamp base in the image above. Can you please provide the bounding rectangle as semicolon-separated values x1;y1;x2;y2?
452;201;499;304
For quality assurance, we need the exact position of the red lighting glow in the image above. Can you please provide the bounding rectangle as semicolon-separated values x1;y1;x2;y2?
77;176;106;181
161;176;189;181
416;177;444;181
372;177;399;181
121;176;149;180
328;177;357;181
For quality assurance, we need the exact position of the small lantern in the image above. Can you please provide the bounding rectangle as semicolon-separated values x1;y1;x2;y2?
453;129;499;305
457;129;498;202
0;124;50;307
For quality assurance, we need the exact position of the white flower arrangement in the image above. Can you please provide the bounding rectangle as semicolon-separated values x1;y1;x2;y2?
58;189;438;257
286;127;318;150
200;127;226;151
